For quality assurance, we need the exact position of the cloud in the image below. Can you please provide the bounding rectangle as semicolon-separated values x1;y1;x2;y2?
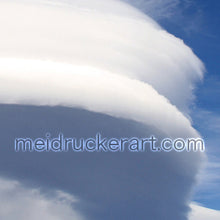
0;0;206;219
193;110;220;134
122;0;204;35
0;58;199;138
122;0;181;19
0;0;204;113
1;177;220;220
194;155;220;202
0;104;204;220
0;0;204;141
191;109;220;201
189;203;220;220
0;177;84;220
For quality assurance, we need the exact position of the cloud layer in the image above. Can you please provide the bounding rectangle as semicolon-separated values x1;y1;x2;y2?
0;58;199;138
0;0;204;113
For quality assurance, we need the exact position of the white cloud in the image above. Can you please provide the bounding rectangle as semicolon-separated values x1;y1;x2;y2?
0;58;200;139
0;177;84;220
122;0;180;19
2;177;220;220
0;0;205;139
0;0;207;219
189;203;220;220
191;109;220;200
194;156;220;201
0;0;204;113
194;110;220;133
122;0;203;35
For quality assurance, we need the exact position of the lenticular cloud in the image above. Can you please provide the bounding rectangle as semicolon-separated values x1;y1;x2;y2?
0;0;205;219
0;0;204;137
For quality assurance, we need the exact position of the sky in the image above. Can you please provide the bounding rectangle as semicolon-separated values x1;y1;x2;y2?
0;0;219;219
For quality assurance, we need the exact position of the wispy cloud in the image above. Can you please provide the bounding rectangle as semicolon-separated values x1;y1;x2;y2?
191;109;220;202
122;0;204;35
